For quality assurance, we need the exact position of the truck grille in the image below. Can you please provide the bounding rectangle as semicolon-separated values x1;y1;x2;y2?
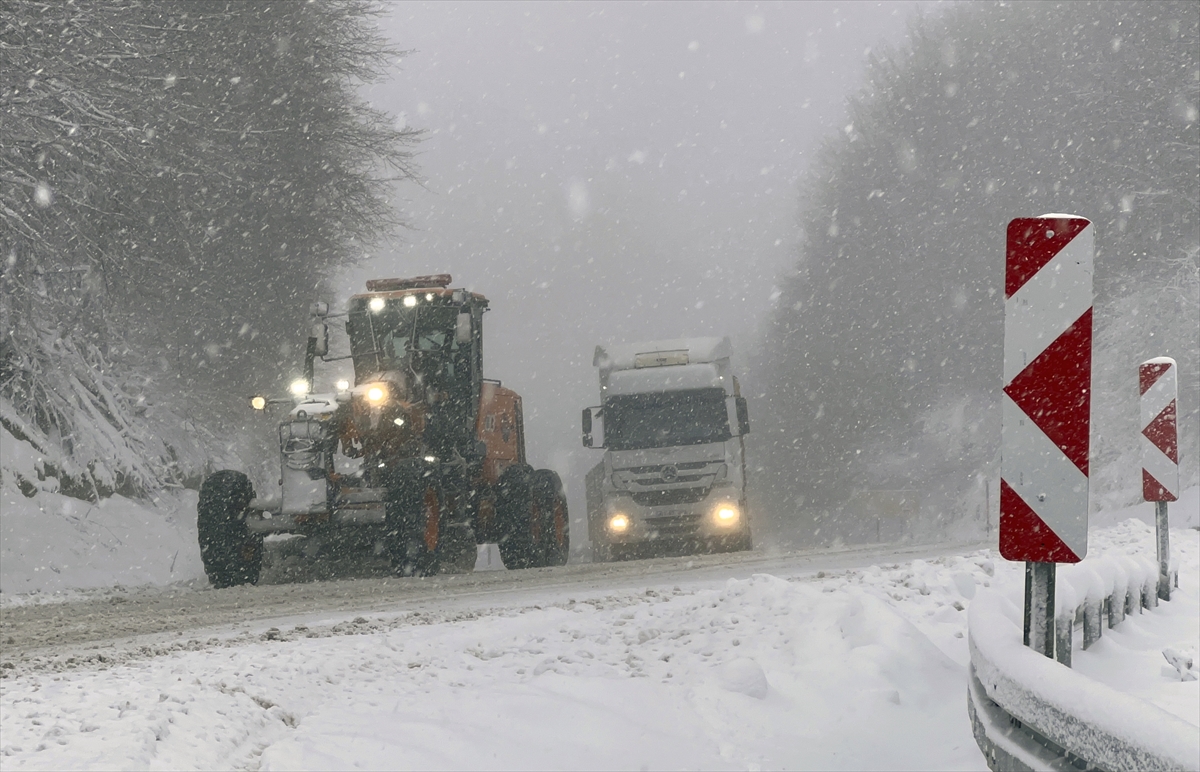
626;461;710;475
644;513;703;539
631;488;709;507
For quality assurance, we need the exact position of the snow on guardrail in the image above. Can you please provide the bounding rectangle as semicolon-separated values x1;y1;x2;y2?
968;552;1198;772
1052;553;1179;665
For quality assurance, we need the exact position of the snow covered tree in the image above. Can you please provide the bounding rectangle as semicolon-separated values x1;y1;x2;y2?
1;1;419;499
756;1;1198;541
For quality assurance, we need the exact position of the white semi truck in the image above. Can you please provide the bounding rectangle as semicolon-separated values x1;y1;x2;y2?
582;337;751;561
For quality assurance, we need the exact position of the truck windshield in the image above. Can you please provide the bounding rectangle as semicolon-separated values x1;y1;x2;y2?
603;388;730;450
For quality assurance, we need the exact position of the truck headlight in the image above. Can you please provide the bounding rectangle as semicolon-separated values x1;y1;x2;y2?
365;384;388;404
336;379;350;392
713;504;740;527
608;514;630;533
289;379;309;396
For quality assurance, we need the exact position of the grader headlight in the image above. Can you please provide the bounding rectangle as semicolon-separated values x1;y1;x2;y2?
365;383;389;404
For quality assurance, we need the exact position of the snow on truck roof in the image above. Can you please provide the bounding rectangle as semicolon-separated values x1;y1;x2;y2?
594;337;731;371
607;364;728;395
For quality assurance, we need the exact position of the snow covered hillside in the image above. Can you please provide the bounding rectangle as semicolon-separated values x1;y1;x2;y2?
1;423;207;601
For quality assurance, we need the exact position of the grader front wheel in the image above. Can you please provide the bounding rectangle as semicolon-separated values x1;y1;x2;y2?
385;472;442;577
197;470;263;589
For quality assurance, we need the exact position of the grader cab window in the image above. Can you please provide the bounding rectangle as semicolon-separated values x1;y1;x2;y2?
348;301;466;381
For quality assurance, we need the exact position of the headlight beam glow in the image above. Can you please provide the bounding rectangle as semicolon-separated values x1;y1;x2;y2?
714;504;740;527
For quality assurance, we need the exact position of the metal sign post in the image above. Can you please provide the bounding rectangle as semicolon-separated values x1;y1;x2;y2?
1001;214;1093;659
1140;357;1178;601
1023;562;1056;657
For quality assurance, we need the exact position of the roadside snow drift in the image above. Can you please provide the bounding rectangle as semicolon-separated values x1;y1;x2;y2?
2;424;1196;772
0;485;205;601
1;560;993;771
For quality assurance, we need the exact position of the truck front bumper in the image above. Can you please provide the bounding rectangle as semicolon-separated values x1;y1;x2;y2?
601;490;748;546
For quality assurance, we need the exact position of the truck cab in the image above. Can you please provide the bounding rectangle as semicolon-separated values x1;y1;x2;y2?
582;337;751;560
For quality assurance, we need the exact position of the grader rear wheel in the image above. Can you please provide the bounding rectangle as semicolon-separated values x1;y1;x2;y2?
496;464;536;569
531;469;569;566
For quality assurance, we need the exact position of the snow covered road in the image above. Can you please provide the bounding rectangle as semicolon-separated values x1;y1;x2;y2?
2;493;1195;771
2;543;996;771
1;539;981;668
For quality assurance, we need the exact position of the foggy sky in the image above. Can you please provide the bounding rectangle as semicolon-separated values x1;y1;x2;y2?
335;1;926;533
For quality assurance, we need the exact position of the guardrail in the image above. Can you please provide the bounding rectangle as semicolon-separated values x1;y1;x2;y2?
1050;555;1178;668
968;554;1196;772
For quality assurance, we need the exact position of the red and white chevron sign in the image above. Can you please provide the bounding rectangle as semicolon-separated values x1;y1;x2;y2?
1000;214;1093;563
1141;357;1178;502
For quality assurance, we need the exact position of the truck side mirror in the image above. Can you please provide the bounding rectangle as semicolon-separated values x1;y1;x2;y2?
311;323;329;357
455;312;472;344
736;396;750;436
582;406;604;448
727;396;750;437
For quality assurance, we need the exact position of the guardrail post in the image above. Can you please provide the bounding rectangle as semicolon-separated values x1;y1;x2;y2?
1107;592;1123;628
1024;561;1056;658
1055;611;1072;667
1082;597;1102;649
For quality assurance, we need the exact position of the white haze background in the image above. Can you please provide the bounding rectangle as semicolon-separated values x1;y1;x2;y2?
332;1;925;539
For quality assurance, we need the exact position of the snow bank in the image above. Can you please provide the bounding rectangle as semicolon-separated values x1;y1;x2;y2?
0;485;206;602
1;502;1194;770
0;561;992;770
968;491;1200;771
970;592;1198;771
1;423;205;603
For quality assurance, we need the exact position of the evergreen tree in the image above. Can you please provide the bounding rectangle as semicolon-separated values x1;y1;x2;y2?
756;1;1198;541
1;1;419;498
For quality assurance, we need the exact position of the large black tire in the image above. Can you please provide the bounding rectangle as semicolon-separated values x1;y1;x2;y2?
496;464;536;570
197;470;262;589
531;469;569;566
436;474;478;575
384;468;441;577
